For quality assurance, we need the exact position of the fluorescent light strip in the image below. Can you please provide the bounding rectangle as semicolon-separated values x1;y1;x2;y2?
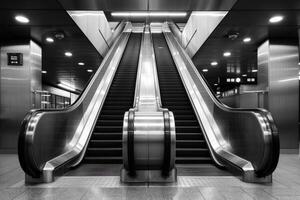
58;82;76;92
111;12;187;17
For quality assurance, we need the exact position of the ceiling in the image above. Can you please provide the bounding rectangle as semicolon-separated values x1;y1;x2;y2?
0;0;300;94
58;0;237;11
192;0;300;93
0;1;103;92
58;0;237;23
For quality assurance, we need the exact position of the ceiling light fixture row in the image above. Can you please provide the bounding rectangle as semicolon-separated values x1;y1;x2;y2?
111;12;187;17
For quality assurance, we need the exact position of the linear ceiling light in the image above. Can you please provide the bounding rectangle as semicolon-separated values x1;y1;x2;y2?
111;12;187;17
58;81;76;92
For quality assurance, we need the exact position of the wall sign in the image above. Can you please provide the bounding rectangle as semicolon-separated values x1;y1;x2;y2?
7;53;23;66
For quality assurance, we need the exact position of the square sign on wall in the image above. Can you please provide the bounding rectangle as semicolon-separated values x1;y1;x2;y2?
7;53;23;66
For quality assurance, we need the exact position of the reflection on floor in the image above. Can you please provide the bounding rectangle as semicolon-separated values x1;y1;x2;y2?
1;154;300;199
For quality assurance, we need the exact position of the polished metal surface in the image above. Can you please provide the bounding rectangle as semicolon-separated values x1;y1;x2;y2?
18;23;132;182
67;11;113;57
0;41;42;151
163;23;279;182
257;41;270;91
179;11;227;57
267;41;299;150
122;24;176;182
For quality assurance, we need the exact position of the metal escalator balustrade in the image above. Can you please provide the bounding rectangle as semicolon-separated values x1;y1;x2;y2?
153;33;212;164
163;22;279;182
18;22;132;183
121;25;176;183
84;33;142;164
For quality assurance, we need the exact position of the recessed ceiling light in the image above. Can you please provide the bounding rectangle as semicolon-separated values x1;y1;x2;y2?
78;62;85;66
15;15;30;24
243;37;251;43
236;77;241;83
41;70;47;74
223;52;231;57
269;15;284;23
202;69;208;72
65;52;72;57
46;37;54;43
211;61;218;66
242;74;247;77
214;83;218;86
252;69;258;73
87;69;93;73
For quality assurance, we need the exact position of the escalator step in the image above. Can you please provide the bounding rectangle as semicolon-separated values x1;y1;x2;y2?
176;157;213;164
176;140;207;148
176;126;202;133
84;157;123;164
86;148;122;157
89;140;122;148
176;148;210;157
91;132;122;140
153;33;212;165
84;33;141;164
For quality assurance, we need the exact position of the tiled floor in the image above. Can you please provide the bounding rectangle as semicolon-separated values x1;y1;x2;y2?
1;154;300;199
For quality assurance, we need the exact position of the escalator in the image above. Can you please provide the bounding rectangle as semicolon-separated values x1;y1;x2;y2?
83;33;141;164
153;33;212;164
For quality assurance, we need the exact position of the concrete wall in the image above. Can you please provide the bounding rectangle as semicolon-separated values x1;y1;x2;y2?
0;41;42;152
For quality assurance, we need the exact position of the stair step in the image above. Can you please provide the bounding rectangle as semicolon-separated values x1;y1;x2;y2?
176;140;207;148
91;133;122;140
176;132;204;140
94;126;122;133
175;157;213;164
86;148;122;157
176;148;210;157
96;120;123;126
83;157;123;164
89;140;122;148
176;126;202;133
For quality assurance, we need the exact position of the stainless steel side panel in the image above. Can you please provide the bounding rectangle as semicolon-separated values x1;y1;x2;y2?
19;23;132;182
122;25;176;182
163;23;279;180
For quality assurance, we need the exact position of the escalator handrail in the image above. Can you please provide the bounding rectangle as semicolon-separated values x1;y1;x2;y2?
18;23;132;179
163;25;279;177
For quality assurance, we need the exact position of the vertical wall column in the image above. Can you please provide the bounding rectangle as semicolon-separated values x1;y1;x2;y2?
0;41;42;152
257;40;299;151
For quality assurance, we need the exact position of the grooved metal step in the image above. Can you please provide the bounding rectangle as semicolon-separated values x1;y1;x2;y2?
83;33;141;164
153;33;212;165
